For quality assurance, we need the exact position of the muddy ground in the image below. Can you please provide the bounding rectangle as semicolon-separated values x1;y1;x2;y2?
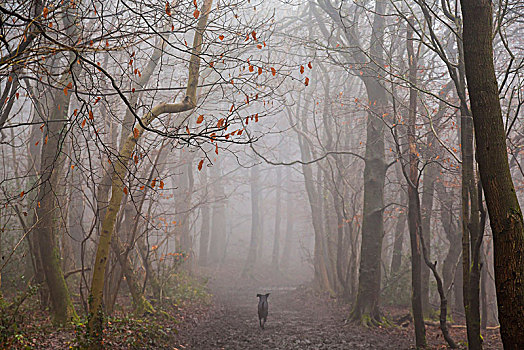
175;265;502;349
15;263;501;349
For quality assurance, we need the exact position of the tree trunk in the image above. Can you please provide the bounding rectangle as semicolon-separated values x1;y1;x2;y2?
280;168;294;270
420;158;437;315
199;167;211;266
350;0;388;324
242;165;260;277
405;19;426;348
460;0;524;347
87;1;212;343
35;87;77;324
174;156;195;255
209;162;226;263
271;166;282;270
391;163;406;276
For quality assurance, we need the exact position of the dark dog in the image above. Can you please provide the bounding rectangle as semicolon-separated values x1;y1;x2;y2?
257;293;270;329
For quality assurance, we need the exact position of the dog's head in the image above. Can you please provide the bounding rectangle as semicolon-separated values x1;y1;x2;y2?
256;293;270;302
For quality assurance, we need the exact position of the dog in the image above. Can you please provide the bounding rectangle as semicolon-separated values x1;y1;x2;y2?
257;293;270;329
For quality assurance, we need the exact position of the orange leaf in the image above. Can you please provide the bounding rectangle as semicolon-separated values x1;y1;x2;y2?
219;35;225;40
197;114;204;124
123;187;128;195
193;0;198;7
20;191;24;197
304;77;309;86
193;9;200;18
251;31;257;41
151;178;157;188
271;67;276;76
258;67;262;75
133;127;140;139
89;110;94;120
159;181;164;189
151;245;159;250
217;118;225;128
308;61;312;69
215;144;219;155
63;88;68;96
81;119;86;128
165;1;171;16
198;159;204;171
44;135;48;144
43;7;48;18
249;65;254;72
300;65;304;74
257;44;262;49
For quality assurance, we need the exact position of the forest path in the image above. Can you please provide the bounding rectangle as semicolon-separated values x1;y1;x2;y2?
180;265;412;349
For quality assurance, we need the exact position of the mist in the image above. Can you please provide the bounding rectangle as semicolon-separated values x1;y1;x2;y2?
0;0;522;349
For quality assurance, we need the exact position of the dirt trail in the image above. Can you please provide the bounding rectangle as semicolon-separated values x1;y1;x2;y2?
180;266;412;349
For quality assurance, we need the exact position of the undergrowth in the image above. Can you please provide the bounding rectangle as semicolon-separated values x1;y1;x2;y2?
2;272;210;349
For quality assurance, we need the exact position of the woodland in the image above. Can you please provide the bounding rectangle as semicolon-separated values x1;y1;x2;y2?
0;0;522;349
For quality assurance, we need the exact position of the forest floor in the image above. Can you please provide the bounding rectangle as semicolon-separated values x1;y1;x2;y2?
174;263;503;350
4;263;502;349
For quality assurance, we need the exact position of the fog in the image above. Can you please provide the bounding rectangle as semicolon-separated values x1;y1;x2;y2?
0;0;522;348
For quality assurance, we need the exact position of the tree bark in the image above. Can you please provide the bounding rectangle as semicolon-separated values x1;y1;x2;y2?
420;158;437;315
87;0;213;343
209;162;226;263
280;168;294;270
391;163;406;276
199;167;211;266
271;166;282;270
242;165;260;277
34;10;81;322
405;18;426;348
350;0;388;324
460;0;524;347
